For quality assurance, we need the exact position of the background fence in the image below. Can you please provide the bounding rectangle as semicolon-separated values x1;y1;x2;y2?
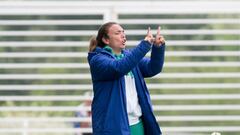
0;0;239;135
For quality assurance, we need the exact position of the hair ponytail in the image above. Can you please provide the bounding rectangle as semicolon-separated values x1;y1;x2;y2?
89;36;98;52
89;22;117;52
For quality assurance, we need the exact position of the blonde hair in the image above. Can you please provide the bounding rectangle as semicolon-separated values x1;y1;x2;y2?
89;36;98;52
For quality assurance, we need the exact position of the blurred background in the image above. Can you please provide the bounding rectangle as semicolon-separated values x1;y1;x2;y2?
0;0;239;135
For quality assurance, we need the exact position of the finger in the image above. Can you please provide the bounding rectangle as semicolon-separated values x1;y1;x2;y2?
147;27;152;36
160;37;165;42
158;36;163;40
151;37;155;43
157;26;161;35
146;27;150;35
160;37;165;44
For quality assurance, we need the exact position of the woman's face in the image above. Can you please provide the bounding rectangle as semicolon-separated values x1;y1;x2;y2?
103;24;126;54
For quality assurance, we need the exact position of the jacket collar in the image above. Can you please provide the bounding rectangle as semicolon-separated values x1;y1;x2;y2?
103;46;124;60
87;46;126;62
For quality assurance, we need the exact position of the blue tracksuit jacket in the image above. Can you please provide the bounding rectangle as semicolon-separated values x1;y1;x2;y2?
87;40;165;135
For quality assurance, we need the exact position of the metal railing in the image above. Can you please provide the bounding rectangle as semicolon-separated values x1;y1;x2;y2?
0;0;239;135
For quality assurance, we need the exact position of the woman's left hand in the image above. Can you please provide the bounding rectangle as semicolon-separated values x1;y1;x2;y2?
154;26;165;46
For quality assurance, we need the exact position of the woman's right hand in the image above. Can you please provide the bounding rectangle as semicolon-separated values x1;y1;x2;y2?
144;27;155;44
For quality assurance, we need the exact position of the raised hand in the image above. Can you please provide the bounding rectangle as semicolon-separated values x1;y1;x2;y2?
144;27;155;44
154;26;165;46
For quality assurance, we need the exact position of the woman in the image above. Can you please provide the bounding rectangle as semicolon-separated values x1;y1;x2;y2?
87;22;165;135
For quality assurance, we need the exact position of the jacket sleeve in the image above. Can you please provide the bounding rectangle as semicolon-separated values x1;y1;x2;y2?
90;40;151;81
138;44;165;78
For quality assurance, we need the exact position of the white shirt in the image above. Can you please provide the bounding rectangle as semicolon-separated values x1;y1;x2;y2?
125;75;142;125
